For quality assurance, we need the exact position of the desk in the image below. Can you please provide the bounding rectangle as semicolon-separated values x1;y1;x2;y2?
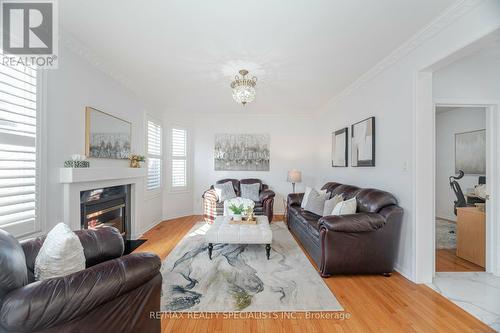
465;193;486;205
456;207;485;268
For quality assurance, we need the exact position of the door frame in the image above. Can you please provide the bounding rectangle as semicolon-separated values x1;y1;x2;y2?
434;101;497;275
414;75;500;282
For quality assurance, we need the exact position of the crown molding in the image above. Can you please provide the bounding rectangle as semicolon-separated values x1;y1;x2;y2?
59;30;135;93
316;0;484;115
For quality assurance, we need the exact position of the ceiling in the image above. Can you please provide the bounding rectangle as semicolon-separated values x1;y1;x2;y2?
60;0;457;114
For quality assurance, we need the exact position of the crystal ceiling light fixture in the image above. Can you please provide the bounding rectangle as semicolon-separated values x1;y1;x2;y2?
230;69;257;106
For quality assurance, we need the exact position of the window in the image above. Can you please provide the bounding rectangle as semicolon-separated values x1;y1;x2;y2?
0;57;39;236
171;128;187;189
146;119;162;191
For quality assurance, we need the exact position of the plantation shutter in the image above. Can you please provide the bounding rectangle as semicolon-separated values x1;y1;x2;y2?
0;58;38;236
147;120;162;190
171;128;187;189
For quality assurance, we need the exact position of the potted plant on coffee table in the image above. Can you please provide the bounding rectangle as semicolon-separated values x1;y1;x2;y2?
228;203;245;221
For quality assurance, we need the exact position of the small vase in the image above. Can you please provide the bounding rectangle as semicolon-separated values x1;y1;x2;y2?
233;214;242;221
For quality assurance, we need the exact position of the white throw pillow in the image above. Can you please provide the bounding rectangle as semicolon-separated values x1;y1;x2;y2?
304;189;329;216
214;181;237;202
331;197;357;216
241;183;260;202
323;194;343;216
301;187;327;209
34;223;86;281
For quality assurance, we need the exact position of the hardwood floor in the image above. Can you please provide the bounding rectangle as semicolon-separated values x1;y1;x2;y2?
436;249;485;272
135;216;494;333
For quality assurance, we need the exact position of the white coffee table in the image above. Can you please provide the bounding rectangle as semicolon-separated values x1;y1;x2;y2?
205;215;273;260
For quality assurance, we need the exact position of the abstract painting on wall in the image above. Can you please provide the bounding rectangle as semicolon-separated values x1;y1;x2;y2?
85;107;131;159
214;133;270;171
455;129;485;174
351;117;375;167
332;127;348;167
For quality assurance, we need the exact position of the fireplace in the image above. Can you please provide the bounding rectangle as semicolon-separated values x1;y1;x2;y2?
80;185;131;239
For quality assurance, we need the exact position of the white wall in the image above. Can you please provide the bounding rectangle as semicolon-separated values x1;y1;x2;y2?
192;113;317;216
433;42;500;102
311;0;500;281
435;108;486;221
44;44;164;236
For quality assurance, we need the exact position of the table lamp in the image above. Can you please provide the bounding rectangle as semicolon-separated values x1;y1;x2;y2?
287;170;302;193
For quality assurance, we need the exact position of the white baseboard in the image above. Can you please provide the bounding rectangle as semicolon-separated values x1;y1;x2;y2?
394;266;417;283
135;219;163;239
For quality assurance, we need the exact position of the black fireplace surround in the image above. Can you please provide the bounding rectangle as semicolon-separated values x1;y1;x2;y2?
81;185;131;239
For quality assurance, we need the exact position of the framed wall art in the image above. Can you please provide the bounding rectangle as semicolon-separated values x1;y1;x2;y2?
351;117;375;167
332;127;348;167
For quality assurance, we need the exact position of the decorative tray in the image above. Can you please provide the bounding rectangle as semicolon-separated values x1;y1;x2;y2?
229;217;257;225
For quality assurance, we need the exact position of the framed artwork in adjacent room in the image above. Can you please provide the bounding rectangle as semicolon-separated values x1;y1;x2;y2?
331;127;348;167
455;129;486;175
351;117;375;167
85;107;132;159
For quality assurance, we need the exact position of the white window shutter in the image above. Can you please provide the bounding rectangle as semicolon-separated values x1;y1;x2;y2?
0;57;38;235
147;120;162;190
171;128;187;189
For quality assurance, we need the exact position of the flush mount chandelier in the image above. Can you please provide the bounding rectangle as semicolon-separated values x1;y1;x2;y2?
230;69;257;105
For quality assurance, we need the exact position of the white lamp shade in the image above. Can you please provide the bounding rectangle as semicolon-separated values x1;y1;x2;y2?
287;170;302;183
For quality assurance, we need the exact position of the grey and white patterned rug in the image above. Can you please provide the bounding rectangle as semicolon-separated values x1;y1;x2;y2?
436;218;456;249
160;222;343;312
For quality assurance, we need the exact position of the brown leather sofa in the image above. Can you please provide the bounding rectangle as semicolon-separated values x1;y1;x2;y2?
287;182;403;277
202;178;275;223
0;227;161;333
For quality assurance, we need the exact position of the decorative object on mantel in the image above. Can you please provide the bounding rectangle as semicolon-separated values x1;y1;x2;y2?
214;133;270;171
129;154;145;168
351;117;375;167
85;106;131;160
287;169;302;193
332;127;348;167
64;154;89;168
230;69;257;105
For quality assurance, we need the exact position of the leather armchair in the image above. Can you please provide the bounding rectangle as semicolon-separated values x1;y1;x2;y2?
203;179;275;223
0;227;161;333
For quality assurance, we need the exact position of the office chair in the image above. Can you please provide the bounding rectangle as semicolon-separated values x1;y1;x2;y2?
449;170;467;215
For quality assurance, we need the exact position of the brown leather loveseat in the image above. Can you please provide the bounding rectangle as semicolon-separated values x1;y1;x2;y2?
203;178;275;223
0;227;161;333
287;182;403;277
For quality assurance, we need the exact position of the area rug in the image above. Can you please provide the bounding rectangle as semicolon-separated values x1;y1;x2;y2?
160;222;343;312
436;218;456;249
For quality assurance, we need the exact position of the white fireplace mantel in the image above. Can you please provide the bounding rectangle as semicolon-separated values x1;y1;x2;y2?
59;167;146;238
60;167;146;183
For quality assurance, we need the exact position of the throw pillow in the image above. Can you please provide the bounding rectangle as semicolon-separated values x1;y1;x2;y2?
301;187;327;209
304;189;329;216
34;223;86;281
323;194;344;216
331;197;357;216
241;183;260;202
214;181;237;202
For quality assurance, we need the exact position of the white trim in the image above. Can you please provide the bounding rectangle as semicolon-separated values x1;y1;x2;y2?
36;69;48;236
415;92;500;281
414;71;435;283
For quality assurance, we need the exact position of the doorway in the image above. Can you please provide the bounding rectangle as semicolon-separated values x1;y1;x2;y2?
434;106;487;273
